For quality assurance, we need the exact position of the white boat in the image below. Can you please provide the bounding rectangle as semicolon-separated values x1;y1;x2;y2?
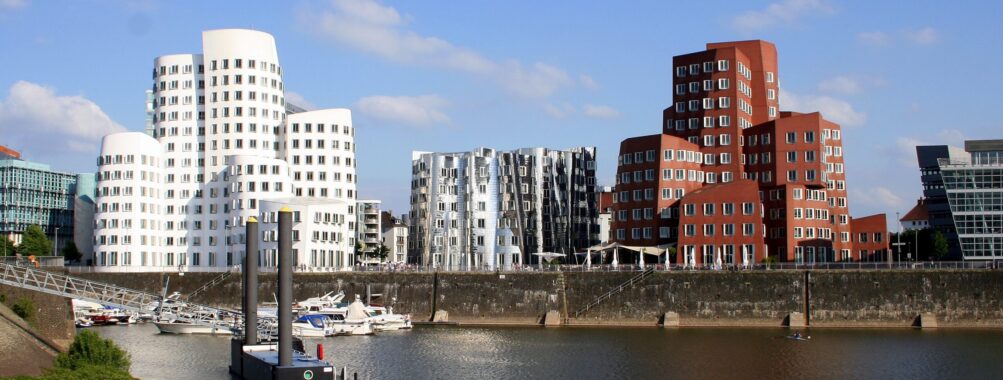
291;314;336;337
154;320;233;335
366;305;412;331
305;297;375;336
294;291;345;313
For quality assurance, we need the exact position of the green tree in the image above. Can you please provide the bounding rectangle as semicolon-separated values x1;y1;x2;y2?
11;297;35;320
54;330;131;373
930;230;949;260
17;225;52;256
0;237;14;256
375;243;390;261
61;240;83;262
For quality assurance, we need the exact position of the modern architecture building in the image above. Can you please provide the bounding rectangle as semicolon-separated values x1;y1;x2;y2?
914;144;970;257
612;40;888;265
409;147;599;269
0;146;86;254
937;139;1003;260
356;199;382;264
92;29;357;271
381;211;409;264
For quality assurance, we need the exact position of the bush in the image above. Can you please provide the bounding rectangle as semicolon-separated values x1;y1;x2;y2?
11;297;35;320
54;330;131;373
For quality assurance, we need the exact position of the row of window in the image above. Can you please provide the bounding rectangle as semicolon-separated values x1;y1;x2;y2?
682;223;758;237
675;60;730;77
683;202;756;217
673;97;732;113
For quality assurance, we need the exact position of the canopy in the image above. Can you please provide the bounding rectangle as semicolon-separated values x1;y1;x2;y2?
585;242;675;256
531;252;565;258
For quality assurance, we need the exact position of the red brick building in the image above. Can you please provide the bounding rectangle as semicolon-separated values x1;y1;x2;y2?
612;40;889;265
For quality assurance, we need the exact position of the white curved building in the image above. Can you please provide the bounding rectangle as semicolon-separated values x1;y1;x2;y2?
94;132;164;268
92;29;358;272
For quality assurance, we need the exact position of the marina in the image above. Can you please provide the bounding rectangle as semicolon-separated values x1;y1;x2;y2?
93;323;1003;380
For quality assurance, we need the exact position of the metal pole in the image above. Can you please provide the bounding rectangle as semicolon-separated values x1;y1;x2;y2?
278;207;293;366
244;217;259;345
53;227;59;257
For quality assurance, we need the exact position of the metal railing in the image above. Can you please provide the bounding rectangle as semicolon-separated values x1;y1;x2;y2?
573;268;655;318
0;262;266;331
186;267;239;299
60;260;1002;274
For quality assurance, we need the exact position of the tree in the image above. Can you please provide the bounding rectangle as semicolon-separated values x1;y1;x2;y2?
0;237;14;256
375;243;390;261
61;240;83;262
54;330;131;374
17;225;52;256
930;230;949;260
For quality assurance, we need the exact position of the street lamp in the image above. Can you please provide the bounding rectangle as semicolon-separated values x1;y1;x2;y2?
53;226;60;257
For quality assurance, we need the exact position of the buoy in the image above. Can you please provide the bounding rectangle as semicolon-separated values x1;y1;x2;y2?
316;343;324;360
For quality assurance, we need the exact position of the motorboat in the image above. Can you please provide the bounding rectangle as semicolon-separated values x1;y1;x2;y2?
291;314;335;337
153;320;234;335
74;317;93;328
366;305;412;331
294;291;345;313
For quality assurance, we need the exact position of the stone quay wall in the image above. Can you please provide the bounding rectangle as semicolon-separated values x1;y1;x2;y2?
65;269;1003;328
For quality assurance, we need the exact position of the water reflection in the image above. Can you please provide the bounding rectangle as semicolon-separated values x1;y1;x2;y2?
94;324;1003;380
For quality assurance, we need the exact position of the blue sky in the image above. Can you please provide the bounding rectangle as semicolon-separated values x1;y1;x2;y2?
1;0;1001;227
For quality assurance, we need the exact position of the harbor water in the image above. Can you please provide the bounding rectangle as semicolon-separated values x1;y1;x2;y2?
94;324;1003;379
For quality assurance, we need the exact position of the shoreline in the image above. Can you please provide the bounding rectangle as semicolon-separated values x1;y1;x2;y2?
414;320;1003;329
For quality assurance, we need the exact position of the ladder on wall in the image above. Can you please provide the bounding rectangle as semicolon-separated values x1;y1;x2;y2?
573;268;655;318
186;268;237;300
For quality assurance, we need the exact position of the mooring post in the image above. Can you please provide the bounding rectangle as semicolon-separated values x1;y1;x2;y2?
244;217;259;345
278;207;293;366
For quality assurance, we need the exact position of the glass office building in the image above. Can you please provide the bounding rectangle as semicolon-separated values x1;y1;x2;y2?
0;151;79;248
938;140;1003;260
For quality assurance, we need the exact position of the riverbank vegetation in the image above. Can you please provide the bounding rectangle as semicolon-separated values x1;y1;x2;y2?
3;330;132;380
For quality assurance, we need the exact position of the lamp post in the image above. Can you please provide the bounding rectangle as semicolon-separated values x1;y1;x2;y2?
53;226;59;257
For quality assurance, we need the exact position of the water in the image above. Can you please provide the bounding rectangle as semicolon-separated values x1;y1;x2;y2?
94;324;1003;380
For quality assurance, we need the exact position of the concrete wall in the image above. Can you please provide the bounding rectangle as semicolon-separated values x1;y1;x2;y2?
0;284;75;349
67;269;1003;328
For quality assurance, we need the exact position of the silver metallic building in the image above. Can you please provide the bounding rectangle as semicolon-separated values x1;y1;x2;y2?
409;147;599;269
938;140;1003;260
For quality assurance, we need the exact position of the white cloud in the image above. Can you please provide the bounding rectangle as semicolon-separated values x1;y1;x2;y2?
354;95;450;127
0;0;27;11
300;0;579;98
731;0;834;32
904;27;940;45
582;104;620;119
857;31;890;46
284;91;317;111
0;81;125;153
852;186;906;210
817;76;861;95
544;103;574;119
859;27;940;47
892;130;966;167
780;89;866;127
579;74;598;90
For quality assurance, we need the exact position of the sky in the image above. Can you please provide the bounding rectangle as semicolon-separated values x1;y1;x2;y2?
1;0;1001;229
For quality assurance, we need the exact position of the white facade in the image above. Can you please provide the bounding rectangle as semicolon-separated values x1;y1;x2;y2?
259;198;353;270
356;200;381;263
92;29;357;272
94;132;164;268
382;214;408;264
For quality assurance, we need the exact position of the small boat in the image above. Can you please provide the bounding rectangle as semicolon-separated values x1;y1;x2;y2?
153;320;234;335
291;314;335;337
366;305;412;331
75;317;93;328
786;334;811;341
